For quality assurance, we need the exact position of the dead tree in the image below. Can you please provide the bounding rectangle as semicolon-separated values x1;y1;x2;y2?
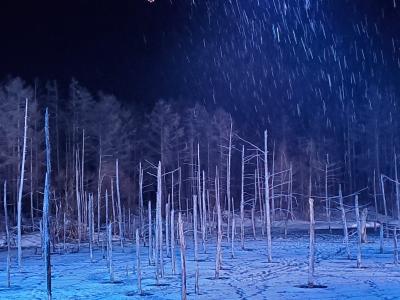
89;193;94;262
395;153;400;220
17;98;28;270
360;208;368;243
394;228;399;265
171;209;176;274
193;195;198;261
139;162;144;237
355;195;362;268
240;145;245;249
178;212;187;300
136;228;142;295
339;185;350;259
108;223;114;282
201;170;207;253
43;108;52;300
166;201;170;257
4;181;11;287
380;175;388;217
116;159;124;248
308;198;315;288
148;201;153;265
380;223;384;254
215;167;222;279
264;130;272;262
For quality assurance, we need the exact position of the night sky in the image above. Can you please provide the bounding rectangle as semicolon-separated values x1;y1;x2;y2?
1;0;400;132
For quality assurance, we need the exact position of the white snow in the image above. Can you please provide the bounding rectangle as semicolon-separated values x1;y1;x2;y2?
0;226;399;299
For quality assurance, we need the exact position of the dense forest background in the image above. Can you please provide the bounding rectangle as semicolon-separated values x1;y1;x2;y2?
1;75;399;226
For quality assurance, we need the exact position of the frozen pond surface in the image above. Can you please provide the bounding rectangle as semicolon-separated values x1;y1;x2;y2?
0;231;399;299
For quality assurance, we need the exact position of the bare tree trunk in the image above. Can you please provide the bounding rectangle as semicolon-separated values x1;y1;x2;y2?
4;181;11;287
17;98;28;270
97;148;102;243
30;138;34;231
339;185;350;259
395;153;400;220
111;178;116;236
193;195;198;261
108;223;114;282
271;143;275;222
373;170;378;227
325;156;331;231
166;201;170;257
264;130;272;262
241;145;245;249
178;212;187;300
355;195;362;268
360;208;368;243
227;121;232;243
394;228;399;265
89;193;94;262
380;175;388;217
308;198;315;288
252;169;257;240
148;201;153;265
75;150;82;250
116;159;124;248
231;215;235;258
136;228;142;295
139;162;144;238
105;189;109;246
43;108;52;300
156;162;164;279
380;223;384;254
202;170;207;253
215;167;222;279
171;209;176;274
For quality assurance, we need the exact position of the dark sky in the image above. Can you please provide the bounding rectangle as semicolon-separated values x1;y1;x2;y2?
0;0;399;122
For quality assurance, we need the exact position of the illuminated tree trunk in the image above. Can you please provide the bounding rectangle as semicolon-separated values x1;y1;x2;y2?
136;228;142;295
308;198;315;288
240;145;245;249
355;195;362;268
339;185;350;259
17;98;28;270
178;212;187;300
264;130;272;262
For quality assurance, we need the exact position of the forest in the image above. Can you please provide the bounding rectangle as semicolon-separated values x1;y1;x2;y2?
1;0;400;299
0;75;400;299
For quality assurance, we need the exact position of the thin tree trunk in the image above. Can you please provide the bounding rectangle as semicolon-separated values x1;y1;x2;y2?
171;209;176;274
178;212;187;300
17;98;28;270
193;195;198;261
355;195;362;268
380;175;388;217
240;145;245;249
43;108;52;300
4;181;11;288
215;167;222;279
116;159;124;248
108;223;114;282
89;193;93;262
136;228;142;295
394;228;399;265
395;153;400;220
148;201;153;265
264;130;272;262
339;185;350;259
308;198;315;288
97;148;102;243
380;223;384;254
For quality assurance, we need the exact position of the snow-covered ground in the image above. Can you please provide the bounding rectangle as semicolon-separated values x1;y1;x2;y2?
0;228;399;299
